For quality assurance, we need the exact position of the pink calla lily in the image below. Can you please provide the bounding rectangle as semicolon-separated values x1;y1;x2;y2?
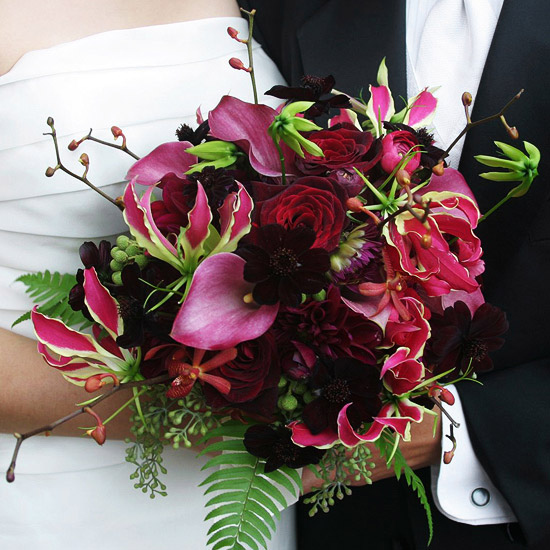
32;268;140;386
171;253;279;350
208;95;296;177
125;141;197;185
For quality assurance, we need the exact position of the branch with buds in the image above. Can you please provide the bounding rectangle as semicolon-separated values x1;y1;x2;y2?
5;373;172;483
44;118;124;210
68;126;140;160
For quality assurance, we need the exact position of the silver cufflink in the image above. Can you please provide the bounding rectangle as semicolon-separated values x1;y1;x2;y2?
471;487;490;507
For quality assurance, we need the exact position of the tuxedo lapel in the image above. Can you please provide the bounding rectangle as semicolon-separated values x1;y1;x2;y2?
296;0;407;100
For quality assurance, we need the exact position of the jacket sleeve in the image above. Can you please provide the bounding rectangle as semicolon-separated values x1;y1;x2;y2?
457;358;550;548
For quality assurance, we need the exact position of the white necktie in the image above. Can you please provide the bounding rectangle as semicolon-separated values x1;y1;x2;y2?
411;0;502;167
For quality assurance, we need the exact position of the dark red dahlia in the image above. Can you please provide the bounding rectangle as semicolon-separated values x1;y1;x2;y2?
425;301;509;379
244;424;325;472
240;224;330;307
302;356;382;435
275;285;382;369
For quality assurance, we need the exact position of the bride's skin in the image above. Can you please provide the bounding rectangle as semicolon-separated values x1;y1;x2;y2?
0;0;440;487
0;0;241;75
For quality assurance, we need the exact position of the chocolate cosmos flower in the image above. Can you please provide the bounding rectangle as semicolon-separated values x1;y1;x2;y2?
240;224;330;306
302;356;382;435
265;75;351;118
244;424;325;472
425;301;509;379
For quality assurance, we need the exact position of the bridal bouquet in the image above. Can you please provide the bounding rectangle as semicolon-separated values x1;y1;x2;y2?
7;22;540;550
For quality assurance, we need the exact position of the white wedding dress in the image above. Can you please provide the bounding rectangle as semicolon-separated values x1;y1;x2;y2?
0;17;295;550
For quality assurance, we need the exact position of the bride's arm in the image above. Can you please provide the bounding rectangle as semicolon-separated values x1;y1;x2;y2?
0;328;132;438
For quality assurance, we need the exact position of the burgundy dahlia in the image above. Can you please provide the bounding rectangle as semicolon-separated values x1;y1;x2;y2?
244;425;325;472
275;285;382;368
240;224;330;306
425;301;509;379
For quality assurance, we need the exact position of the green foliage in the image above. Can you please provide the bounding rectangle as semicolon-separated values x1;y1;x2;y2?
11;270;91;330
376;432;433;545
303;443;374;516
200;421;302;550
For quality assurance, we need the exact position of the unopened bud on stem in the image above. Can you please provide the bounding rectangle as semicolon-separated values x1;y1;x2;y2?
229;57;251;72
461;92;473;107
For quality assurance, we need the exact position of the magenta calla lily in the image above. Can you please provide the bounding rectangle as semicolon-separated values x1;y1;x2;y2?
208;95;296;177
366;84;395;137
125;141;197;185
171;253;279;350
32;268;140;386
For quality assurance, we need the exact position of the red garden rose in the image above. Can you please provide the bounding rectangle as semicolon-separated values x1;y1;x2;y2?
380;130;421;174
255;176;347;252
296;124;375;175
204;332;280;418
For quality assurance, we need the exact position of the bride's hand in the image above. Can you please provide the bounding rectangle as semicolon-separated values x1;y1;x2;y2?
301;410;441;495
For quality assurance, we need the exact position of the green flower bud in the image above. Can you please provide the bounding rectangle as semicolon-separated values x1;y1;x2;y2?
111;271;123;285
278;376;288;389
116;235;130;250
303;391;315;404
134;255;148;269
293;382;307;395
126;244;141;256
111;248;128;263
279;394;298;412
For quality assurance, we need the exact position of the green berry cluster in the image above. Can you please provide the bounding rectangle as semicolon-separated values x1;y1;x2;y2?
110;234;148;284
302;443;375;516
276;376;312;419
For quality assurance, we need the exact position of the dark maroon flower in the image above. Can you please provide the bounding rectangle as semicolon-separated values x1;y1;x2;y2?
244;424;325;472
265;75;350;118
240;224;330;306
295;125;374;175
275;285;382;368
425;301;509;379
254;176;347;252
302;356;382;435
68;240;112;315
113;261;179;349
175;119;209;146
203;333;280;418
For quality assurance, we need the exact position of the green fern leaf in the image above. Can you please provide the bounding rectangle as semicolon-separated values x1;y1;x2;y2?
376;433;434;545
201;423;299;550
12;270;91;330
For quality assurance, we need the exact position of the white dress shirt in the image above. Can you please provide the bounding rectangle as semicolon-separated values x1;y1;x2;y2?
406;0;516;525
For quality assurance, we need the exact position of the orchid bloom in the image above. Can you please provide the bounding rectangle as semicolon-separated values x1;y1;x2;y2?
165;347;237;399
123;179;253;275
32;268;140;386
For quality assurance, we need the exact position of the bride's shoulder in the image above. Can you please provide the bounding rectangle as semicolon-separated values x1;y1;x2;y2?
0;0;242;76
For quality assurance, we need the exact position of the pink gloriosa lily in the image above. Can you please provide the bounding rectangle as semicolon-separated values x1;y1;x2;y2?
32;268;140;386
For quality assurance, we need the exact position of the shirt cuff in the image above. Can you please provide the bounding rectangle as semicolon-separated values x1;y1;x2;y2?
430;385;517;525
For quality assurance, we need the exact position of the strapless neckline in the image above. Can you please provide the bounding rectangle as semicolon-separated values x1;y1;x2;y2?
0;16;248;85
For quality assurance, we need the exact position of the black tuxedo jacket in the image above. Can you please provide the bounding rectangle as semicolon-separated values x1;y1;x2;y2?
239;1;550;548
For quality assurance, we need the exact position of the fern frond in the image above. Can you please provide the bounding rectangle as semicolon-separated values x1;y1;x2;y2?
376;432;433;545
12;270;91;330
200;422;301;550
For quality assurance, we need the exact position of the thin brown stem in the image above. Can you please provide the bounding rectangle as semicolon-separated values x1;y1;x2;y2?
428;395;460;429
80;129;140;160
240;8;258;104
44;119;123;210
440;89;524;162
5;373;172;482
